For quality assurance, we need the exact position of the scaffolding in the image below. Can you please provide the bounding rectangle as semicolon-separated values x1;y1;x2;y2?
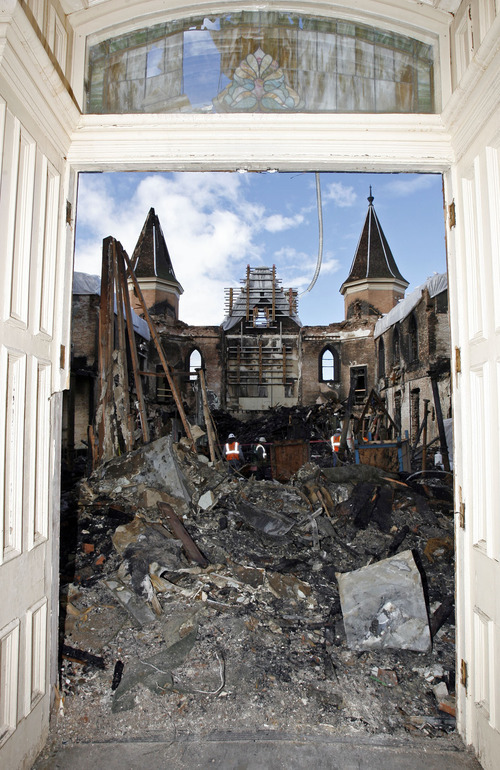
224;265;298;331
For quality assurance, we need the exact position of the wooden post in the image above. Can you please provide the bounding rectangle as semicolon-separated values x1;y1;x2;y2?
111;240;134;452
421;398;430;471
96;237;116;462
430;374;451;472
122;248;195;451
339;371;356;459
198;368;218;463
115;241;150;444
88;425;97;473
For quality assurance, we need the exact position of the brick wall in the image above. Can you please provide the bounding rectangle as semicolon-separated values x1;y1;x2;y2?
71;294;100;366
376;289;451;448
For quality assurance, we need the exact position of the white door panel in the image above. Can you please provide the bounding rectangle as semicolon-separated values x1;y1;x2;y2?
451;133;500;768
0;94;68;768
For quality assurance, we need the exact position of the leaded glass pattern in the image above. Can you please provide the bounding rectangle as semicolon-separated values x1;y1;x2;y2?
86;12;435;114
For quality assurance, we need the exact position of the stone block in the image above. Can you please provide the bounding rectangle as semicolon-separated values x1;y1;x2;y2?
337;549;431;652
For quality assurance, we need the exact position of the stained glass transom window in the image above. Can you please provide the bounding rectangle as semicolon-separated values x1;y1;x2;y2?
86;12;435;114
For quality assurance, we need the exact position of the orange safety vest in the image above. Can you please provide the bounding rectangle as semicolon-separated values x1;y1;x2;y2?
224;442;240;461
331;434;341;452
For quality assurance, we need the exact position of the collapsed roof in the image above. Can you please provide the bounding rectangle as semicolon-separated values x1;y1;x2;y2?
374;273;447;338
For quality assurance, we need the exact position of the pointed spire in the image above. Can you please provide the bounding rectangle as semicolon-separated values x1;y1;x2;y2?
342;190;407;286
128;208;183;319
340;191;408;318
132;208;182;289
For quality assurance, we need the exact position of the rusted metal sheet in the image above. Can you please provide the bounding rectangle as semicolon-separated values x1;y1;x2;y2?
270;439;310;482
357;441;410;473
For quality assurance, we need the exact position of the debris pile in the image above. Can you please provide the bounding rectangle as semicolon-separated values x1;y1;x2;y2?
53;437;456;749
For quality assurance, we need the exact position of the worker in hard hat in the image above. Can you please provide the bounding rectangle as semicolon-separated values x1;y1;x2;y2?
224;433;244;474
253;437;268;480
330;429;342;466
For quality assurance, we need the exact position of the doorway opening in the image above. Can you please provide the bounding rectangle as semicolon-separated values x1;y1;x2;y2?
57;169;455;744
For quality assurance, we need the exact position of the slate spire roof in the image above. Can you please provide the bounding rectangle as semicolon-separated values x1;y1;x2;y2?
342;189;408;287
131;207;183;291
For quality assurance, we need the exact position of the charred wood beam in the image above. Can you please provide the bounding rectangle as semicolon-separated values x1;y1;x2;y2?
96;237;117;462
115;241;150;444
112;240;134;452
122;248;195;451
198;368;219;463
157;502;209;566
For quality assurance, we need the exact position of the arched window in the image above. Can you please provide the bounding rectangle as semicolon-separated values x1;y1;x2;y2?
408;314;418;362
378;338;385;378
189;349;202;380
86;14;435;116
319;346;340;382
393;327;400;365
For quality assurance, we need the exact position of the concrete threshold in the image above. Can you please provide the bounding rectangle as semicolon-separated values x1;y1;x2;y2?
35;730;482;770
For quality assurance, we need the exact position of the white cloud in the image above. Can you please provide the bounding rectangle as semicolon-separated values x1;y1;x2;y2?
74;172;346;325
262;213;304;233
323;182;357;207
75;172;266;324
273;247;341;290
382;174;437;196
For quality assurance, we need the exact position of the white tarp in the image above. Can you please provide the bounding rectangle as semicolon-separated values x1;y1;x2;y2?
374;273;447;339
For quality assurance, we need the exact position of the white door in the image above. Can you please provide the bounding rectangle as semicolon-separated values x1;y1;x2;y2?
447;131;500;769
0;95;71;768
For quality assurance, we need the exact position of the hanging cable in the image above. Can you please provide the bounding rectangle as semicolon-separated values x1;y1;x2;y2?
299;172;323;296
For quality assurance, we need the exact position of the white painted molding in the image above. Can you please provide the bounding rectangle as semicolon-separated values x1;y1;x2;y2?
69;113;453;172
0;6;79;160
442;14;500;162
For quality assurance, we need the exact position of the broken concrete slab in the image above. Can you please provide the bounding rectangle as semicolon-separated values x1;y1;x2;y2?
104;578;156;627
337;550;431;652
89;435;191;504
112;621;199;712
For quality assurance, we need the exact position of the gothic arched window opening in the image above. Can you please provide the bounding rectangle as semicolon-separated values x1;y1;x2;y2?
189;349;202;380
319;346;340;382
378;338;385;378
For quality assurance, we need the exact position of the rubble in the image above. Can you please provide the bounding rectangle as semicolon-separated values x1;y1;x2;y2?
336;550;431;652
48;435;458;753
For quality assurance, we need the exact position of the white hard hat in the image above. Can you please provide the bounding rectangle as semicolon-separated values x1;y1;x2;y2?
259;437;266;443
228;433;235;439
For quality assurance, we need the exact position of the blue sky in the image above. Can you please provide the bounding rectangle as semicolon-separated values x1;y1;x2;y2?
74;171;446;325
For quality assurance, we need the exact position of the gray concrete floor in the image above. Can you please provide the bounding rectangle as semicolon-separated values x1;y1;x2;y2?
34;729;482;769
